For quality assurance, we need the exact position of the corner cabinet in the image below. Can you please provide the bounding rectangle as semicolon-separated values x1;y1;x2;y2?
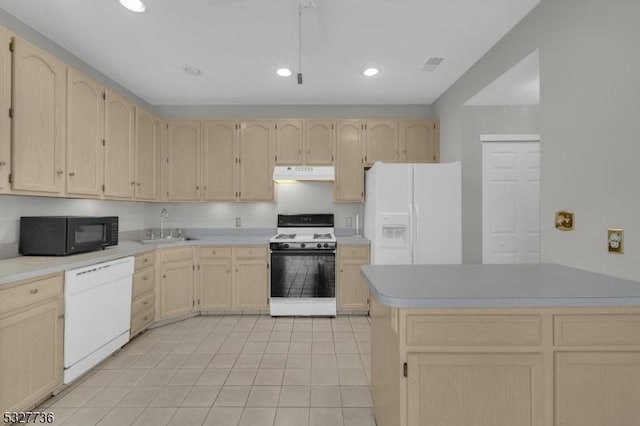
134;108;157;200
166;121;201;201
400;120;439;163
335;120;364;202
11;36;66;195
104;90;135;199
0;28;11;193
238;121;275;201
66;68;104;197
337;245;370;312
202;121;237;201
0;274;64;412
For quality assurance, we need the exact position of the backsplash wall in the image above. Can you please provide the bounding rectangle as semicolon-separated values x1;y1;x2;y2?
0;183;362;259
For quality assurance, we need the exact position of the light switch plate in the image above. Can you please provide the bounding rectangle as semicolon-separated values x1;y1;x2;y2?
346;217;353;227
608;228;623;253
235;217;241;228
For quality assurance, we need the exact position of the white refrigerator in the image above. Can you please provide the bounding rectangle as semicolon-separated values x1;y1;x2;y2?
364;162;462;265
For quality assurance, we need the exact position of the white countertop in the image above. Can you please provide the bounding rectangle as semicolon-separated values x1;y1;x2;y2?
0;234;369;285
361;263;640;308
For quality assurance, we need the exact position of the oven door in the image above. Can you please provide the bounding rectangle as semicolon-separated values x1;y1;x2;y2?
270;250;336;298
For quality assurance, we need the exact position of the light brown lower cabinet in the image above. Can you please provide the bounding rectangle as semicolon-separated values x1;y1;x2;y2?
371;301;640;426
158;248;195;320
0;274;64;412
130;251;155;337
337;245;370;312
198;246;269;311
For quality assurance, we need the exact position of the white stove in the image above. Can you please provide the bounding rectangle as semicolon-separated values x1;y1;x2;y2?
270;214;337;316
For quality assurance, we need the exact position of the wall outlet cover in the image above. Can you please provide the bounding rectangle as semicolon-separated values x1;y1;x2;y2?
235;217;241;228
555;210;574;231
346;217;353;227
608;228;623;253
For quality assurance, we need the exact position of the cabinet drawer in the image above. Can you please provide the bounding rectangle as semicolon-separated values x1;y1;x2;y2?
200;247;232;259
339;246;369;259
406;314;542;347
0;274;63;314
554;314;640;346
235;247;268;258
132;292;154;317
131;306;154;336
135;251;155;271
132;269;155;299
159;247;193;263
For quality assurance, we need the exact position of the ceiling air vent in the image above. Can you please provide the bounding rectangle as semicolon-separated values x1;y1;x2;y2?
422;57;445;72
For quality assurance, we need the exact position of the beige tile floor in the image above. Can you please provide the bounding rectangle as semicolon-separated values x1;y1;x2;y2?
38;315;376;426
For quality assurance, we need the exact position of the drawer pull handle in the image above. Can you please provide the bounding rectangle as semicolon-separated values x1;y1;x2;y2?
58;314;65;319
143;258;148;262
162;275;167;278
143;301;148;305
30;289;39;294
143;316;149;321
143;276;148;281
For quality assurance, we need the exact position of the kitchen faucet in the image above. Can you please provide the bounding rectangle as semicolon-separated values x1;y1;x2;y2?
160;208;169;238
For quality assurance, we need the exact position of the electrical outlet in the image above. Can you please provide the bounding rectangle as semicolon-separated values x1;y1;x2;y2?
346;217;353;227
235;217;241;228
608;228;623;253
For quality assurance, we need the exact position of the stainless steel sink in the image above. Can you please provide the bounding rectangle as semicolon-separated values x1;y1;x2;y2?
137;237;198;245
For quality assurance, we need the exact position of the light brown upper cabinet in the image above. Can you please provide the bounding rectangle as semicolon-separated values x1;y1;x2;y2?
11;36;66;195
104;90;134;198
134;108;157;200
66;68;104;198
166;121;201;201
202;121;237;201
275;120;303;165
0;28;10;193
363;120;399;166
400;120;439;163
304;120;335;165
238;121;275;201
335;120;364;202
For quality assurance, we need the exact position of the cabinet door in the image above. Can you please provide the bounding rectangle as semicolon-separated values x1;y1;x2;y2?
0;28;10;193
304;120;335;165
275;120;303;165
167;121;201;201
200;258;233;310
407;353;544;426
66;68;104;197
234;258;268;309
238;121;274;201
202;121;237;201
335;120;363;202
134;107;157;200
0;299;63;412
11;37;66;194
104;90;134;198
555;352;640;426
364;120;398;166
399;120;438;163
159;260;194;319
337;256;369;311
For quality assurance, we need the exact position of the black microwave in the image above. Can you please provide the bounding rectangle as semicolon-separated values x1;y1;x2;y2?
19;216;119;256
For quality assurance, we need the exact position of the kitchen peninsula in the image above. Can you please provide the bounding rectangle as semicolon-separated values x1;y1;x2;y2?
361;264;640;426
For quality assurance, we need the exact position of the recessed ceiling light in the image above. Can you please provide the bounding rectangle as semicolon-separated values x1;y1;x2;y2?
183;66;203;76
363;67;380;77
276;68;293;77
119;0;146;13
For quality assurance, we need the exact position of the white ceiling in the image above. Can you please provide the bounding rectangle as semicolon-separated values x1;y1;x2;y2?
0;0;540;105
465;49;539;106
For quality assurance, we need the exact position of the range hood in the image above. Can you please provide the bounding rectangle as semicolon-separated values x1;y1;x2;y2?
273;166;335;182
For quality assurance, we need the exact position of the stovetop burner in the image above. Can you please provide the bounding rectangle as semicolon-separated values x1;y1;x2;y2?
313;233;333;240
275;234;296;240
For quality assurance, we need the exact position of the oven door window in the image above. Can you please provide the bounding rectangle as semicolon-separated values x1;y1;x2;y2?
74;224;105;244
271;252;335;298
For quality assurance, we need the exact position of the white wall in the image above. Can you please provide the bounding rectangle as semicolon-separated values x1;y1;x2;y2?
460;106;539;263
434;0;640;280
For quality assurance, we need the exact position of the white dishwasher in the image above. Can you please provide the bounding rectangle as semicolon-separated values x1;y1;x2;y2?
64;257;134;384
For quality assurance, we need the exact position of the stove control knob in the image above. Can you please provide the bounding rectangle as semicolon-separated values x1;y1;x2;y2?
283;244;290;249
324;243;329;248
317;243;322;248
301;243;306;248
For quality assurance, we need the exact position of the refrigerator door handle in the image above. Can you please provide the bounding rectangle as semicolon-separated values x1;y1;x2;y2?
414;203;419;264
408;203;414;262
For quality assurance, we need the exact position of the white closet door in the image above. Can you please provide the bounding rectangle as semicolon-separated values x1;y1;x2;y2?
482;139;540;264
